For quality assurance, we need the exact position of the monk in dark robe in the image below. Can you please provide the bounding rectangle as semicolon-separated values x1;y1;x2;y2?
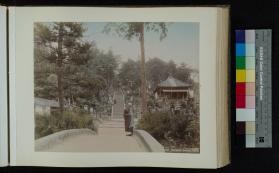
123;107;131;135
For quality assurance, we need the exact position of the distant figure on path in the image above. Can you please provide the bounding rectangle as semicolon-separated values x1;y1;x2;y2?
123;103;133;136
128;102;134;136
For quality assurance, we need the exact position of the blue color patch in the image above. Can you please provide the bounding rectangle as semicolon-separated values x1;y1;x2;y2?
236;43;246;56
236;30;245;43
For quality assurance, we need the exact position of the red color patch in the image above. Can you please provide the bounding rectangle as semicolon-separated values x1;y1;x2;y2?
236;82;246;95
236;95;246;108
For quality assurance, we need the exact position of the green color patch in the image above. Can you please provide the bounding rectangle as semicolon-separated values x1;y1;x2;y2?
236;57;245;69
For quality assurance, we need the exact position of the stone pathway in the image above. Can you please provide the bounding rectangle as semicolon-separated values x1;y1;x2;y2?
112;90;125;118
46;118;146;152
45;91;147;152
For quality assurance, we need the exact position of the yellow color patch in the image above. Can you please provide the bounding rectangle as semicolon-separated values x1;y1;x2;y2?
246;70;255;82
246;121;256;134
236;70;246;82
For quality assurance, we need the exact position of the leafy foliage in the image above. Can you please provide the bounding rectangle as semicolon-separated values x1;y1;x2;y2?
137;101;200;149
35;110;97;139
34;22;92;112
34;22;119;113
118;59;141;90
103;22;169;114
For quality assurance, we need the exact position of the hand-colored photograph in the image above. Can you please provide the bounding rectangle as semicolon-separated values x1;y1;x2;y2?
34;22;200;153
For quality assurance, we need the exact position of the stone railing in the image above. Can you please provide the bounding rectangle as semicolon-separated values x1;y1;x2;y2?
134;129;165;152
35;128;96;151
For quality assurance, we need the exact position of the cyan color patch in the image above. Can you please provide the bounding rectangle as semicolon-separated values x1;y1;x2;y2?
236;109;255;121
245;43;255;57
236;43;245;56
246;134;256;148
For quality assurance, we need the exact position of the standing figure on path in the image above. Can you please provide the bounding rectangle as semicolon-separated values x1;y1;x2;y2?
128;102;134;136
123;103;134;136
124;106;131;135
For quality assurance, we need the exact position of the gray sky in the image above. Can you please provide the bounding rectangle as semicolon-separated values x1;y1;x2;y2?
83;22;199;69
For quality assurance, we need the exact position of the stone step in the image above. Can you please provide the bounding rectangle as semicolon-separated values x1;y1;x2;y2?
112;91;125;120
113;109;123;112
113;112;123;114
100;126;124;128
100;123;124;126
113;113;124;116
103;119;124;122
102;122;124;125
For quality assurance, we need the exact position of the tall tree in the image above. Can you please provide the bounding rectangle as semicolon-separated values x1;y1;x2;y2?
103;22;168;115
118;59;141;90
145;57;168;90
166;60;177;76
34;23;58;99
88;49;119;113
175;63;192;84
34;22;91;113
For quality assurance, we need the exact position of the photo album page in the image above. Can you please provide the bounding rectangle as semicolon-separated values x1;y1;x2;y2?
9;7;229;168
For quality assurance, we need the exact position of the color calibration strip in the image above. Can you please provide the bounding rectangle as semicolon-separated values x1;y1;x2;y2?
236;29;272;148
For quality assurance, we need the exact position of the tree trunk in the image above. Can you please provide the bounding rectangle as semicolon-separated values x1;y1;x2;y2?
57;23;64;113
139;23;148;115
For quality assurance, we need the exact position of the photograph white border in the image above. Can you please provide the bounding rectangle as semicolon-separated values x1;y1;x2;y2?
9;7;218;168
0;6;8;167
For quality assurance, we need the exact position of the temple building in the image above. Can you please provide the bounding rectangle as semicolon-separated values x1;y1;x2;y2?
154;76;192;100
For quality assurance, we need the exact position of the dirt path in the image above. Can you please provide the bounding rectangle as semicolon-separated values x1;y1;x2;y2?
46;118;146;152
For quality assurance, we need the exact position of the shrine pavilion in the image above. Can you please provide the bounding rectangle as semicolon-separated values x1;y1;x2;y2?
154;76;191;100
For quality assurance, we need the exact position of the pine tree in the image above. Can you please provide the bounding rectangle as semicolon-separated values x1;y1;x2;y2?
34;22;91;113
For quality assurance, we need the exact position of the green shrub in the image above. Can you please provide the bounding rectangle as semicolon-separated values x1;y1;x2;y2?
137;112;170;140
137;111;199;148
35;113;53;139
35;110;97;139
